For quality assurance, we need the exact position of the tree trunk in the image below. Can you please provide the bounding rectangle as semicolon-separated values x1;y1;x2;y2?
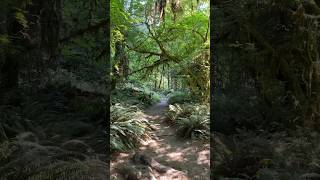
115;41;129;80
40;0;61;67
172;75;177;91
158;65;164;89
154;72;158;89
304;61;320;129
0;4;7;86
0;7;22;89
167;69;170;90
158;74;162;89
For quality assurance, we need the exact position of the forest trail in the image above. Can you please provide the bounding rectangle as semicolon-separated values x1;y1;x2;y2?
111;99;210;180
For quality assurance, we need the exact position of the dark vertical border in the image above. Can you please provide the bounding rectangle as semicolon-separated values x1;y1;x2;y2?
105;0;111;177
210;0;214;179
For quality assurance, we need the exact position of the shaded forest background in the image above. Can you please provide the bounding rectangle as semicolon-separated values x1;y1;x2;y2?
212;0;320;179
0;0;108;179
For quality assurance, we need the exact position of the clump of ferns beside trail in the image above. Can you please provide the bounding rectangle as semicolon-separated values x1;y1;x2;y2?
110;103;151;152
110;82;161;153
166;103;209;139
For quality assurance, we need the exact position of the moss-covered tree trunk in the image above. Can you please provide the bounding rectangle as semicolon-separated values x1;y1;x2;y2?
115;41;129;80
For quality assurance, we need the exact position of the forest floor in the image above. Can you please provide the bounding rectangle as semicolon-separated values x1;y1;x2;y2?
0;79;108;179
110;99;210;179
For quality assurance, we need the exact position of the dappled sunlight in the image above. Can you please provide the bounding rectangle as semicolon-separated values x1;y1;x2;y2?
197;150;210;165
111;97;209;179
111;101;210;179
166;152;184;162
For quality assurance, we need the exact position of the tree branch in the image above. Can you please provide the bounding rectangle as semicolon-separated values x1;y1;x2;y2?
128;58;173;76
126;45;162;56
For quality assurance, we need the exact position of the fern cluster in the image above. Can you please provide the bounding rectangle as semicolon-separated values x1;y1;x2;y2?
166;103;209;139
0;135;108;180
110;103;151;152
213;129;320;179
0;83;107;180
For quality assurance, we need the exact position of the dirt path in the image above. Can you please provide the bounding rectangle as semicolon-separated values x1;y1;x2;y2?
111;99;210;179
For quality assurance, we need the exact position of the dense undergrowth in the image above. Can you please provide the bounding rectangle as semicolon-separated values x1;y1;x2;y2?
111;83;161;108
166;91;209;140
110;83;160;153
212;129;320;179
110;103;151;152
166;103;209;139
167;91;192;105
212;91;320;179
0;78;107;180
111;83;210;153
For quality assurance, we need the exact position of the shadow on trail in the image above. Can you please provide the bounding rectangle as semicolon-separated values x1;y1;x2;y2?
142;98;210;179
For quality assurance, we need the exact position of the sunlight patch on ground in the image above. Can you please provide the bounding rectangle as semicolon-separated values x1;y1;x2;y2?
166;152;184;161
111;100;210;180
197;150;210;165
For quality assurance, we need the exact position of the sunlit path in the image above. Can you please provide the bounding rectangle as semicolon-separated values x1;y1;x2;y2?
111;99;209;180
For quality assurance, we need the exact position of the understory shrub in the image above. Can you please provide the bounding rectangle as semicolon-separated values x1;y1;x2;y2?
112;83;161;107
212;128;320;179
0;84;107;180
167;91;191;105
166;103;209;139
110;103;151;152
0;138;108;180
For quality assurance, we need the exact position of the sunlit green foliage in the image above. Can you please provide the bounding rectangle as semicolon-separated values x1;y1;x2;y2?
167;91;191;104
110;103;151;152
112;82;161;107
167;103;209;139
111;0;209;101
